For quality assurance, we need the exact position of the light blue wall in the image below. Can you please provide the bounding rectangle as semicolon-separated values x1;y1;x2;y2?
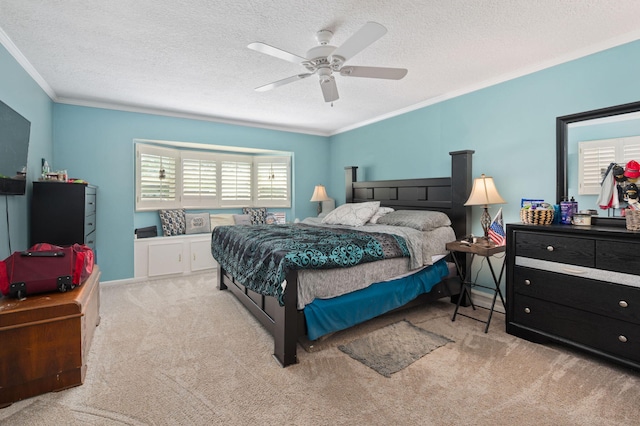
0;45;53;260
52;105;329;281
5;38;640;283
328;40;640;239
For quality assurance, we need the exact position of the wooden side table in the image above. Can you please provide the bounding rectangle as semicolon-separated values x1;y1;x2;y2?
446;240;506;332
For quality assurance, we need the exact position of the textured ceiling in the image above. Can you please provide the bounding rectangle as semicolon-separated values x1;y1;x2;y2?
2;1;640;136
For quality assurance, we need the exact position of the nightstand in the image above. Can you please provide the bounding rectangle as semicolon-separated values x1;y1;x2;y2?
446;240;506;332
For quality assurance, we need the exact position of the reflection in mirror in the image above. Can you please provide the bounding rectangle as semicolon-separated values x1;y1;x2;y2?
557;100;640;226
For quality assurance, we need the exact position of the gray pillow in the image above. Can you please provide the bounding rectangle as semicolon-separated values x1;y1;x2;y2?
377;210;451;231
185;212;211;234
233;214;252;225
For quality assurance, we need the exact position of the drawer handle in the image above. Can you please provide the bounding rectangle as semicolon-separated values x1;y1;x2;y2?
524;279;531;286
619;335;628;343
524;307;531;314
562;268;586;274
87;240;94;244
87;222;93;226
546;246;554;252
619;301;629;308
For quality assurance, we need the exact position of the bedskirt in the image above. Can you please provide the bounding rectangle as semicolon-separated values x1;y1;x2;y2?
303;258;450;340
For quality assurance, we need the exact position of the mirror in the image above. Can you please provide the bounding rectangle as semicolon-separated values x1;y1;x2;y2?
557;100;640;226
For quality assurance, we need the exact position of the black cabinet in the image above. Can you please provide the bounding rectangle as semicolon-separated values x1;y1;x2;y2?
30;182;96;251
506;223;640;370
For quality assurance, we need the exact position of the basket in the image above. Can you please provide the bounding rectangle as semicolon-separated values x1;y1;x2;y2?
520;208;554;225
625;209;640;231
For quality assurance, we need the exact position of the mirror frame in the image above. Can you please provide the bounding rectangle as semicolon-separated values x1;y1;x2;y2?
557;100;640;226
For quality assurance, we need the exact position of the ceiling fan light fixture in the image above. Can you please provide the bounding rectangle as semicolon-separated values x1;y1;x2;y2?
248;21;406;102
315;30;333;45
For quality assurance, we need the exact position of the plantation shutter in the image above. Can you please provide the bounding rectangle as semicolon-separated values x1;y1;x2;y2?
181;154;217;208
579;141;616;195
136;144;179;210
220;157;252;206
255;156;291;207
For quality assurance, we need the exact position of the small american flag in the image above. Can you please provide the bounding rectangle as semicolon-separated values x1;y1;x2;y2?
488;207;506;246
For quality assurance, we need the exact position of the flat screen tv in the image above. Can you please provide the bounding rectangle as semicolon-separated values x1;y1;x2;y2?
0;100;31;195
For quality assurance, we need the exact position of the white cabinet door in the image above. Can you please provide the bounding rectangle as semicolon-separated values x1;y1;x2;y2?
190;239;216;271
148;242;184;276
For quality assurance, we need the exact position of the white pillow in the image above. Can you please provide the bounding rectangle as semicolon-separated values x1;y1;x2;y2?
368;207;395;224
210;214;236;229
321;202;380;227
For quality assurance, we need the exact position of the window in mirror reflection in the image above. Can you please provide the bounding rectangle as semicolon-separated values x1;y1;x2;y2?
568;113;640;216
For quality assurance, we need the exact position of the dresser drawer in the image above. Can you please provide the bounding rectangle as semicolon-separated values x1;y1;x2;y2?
513;295;640;363
85;193;96;215
85;230;96;249
596;240;640;275
84;213;96;236
514;231;594;267
513;266;640;325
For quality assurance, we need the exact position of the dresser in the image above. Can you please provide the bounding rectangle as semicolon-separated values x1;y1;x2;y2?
506;223;640;370
30;182;97;251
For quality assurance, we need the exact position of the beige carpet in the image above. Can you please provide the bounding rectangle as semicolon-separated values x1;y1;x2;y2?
1;271;639;425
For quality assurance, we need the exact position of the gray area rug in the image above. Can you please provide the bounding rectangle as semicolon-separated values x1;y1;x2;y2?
338;319;453;377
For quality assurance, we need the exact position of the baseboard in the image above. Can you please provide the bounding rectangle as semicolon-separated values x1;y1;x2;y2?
101;268;218;288
470;288;505;314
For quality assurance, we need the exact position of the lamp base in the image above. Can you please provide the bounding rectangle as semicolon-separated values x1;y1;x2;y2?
317;202;322;215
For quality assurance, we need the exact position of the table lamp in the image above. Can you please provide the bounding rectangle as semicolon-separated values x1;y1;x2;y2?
464;174;506;246
310;185;331;215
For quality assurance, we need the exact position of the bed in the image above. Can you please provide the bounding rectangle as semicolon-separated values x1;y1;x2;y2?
213;150;474;367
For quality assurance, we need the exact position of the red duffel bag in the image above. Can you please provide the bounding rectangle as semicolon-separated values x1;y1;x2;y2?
0;243;94;299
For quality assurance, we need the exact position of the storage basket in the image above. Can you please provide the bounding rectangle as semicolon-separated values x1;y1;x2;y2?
520;208;554;225
625;209;640;231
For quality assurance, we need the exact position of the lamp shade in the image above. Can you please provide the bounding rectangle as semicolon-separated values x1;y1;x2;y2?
310;185;331;202
465;174;506;206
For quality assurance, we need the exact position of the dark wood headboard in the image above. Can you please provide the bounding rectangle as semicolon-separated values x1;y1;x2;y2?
345;150;474;240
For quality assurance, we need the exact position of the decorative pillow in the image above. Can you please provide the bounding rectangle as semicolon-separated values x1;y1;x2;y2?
377;210;451;231
233;214;252;225
242;207;267;224
158;209;186;236
185;212;211;234
368;207;395;224
321;201;380;227
210;214;236;229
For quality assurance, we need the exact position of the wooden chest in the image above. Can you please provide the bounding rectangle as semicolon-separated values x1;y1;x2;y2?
0;265;101;407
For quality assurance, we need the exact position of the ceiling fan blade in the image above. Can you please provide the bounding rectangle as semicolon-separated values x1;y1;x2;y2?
255;73;313;92
330;22;387;63
248;42;307;64
339;66;408;80
320;77;339;102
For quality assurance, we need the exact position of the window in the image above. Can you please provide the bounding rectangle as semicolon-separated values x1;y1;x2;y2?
136;145;179;209
220;157;252;207
255;156;291;208
135;142;291;211
181;153;217;208
578;136;640;195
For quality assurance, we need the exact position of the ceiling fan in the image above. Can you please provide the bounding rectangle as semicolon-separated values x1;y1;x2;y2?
248;22;408;103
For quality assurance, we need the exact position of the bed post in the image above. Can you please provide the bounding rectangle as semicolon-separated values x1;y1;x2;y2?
449;150;474;296
345;166;357;203
273;271;299;367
